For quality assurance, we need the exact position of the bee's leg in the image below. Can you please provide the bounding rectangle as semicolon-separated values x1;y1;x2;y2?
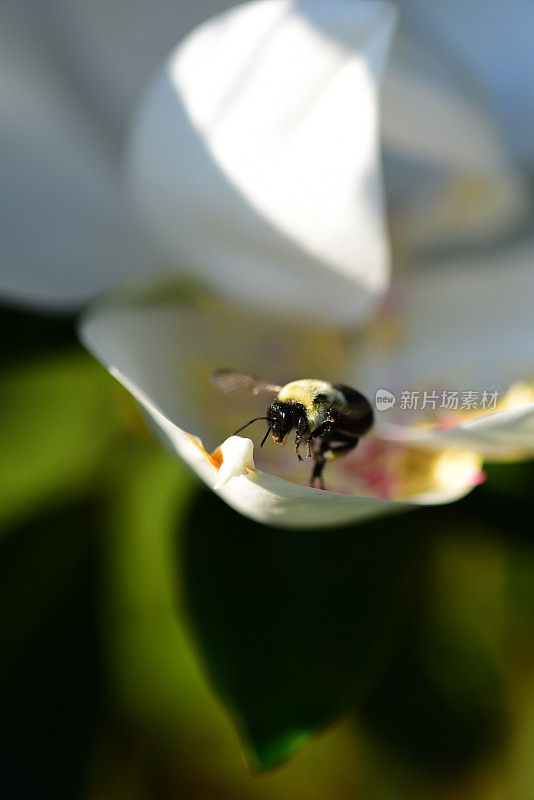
326;433;359;458
310;451;327;489
294;415;310;462
309;432;358;488
305;418;335;460
307;420;334;446
309;432;334;488
307;415;344;486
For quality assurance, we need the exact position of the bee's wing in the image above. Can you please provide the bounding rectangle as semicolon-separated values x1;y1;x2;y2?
211;369;281;397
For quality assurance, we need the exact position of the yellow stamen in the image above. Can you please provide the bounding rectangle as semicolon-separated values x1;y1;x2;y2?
394;447;484;501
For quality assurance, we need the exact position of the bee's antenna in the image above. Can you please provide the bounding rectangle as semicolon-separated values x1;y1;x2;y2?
231;417;269;437
260;425;272;448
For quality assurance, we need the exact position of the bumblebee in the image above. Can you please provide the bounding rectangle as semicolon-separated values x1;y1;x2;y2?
212;369;374;488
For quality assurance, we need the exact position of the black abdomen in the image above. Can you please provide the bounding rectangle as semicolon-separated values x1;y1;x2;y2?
332;383;374;436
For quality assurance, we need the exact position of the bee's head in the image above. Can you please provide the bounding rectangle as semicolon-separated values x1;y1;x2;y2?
265;401;297;445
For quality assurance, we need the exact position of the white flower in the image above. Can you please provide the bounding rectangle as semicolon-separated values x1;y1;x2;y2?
78;241;534;528
1;0;533;528
397;0;534;168
1;0;525;311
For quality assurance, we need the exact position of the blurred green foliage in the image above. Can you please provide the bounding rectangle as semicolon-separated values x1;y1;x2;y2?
180;494;419;770
1;303;533;799
0;350;121;527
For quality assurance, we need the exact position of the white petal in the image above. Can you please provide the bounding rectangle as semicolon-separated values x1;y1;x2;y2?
378;403;534;462
213;436;255;489
78;288;352;447
0;2;158;310
358;236;534;397
95;357;402;529
398;0;534;167
79;293;483;527
444;404;534;459
126;0;396;327
382;27;527;248
46;0;233;135
45;0;529;262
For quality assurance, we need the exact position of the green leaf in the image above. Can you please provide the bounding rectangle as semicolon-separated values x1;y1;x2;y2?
0;348;120;528
179;490;418;771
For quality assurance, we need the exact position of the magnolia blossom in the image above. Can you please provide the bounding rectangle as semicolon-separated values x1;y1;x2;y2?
1;0;533;528
1;0;526;310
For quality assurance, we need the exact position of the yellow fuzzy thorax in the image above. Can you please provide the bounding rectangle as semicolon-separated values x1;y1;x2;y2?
277;379;344;432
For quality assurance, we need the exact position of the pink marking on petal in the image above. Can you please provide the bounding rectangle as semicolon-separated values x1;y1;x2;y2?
472;469;487;486
435;417;462;430
336;437;400;499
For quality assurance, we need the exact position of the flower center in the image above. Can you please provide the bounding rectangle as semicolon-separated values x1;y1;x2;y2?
333;437;484;502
